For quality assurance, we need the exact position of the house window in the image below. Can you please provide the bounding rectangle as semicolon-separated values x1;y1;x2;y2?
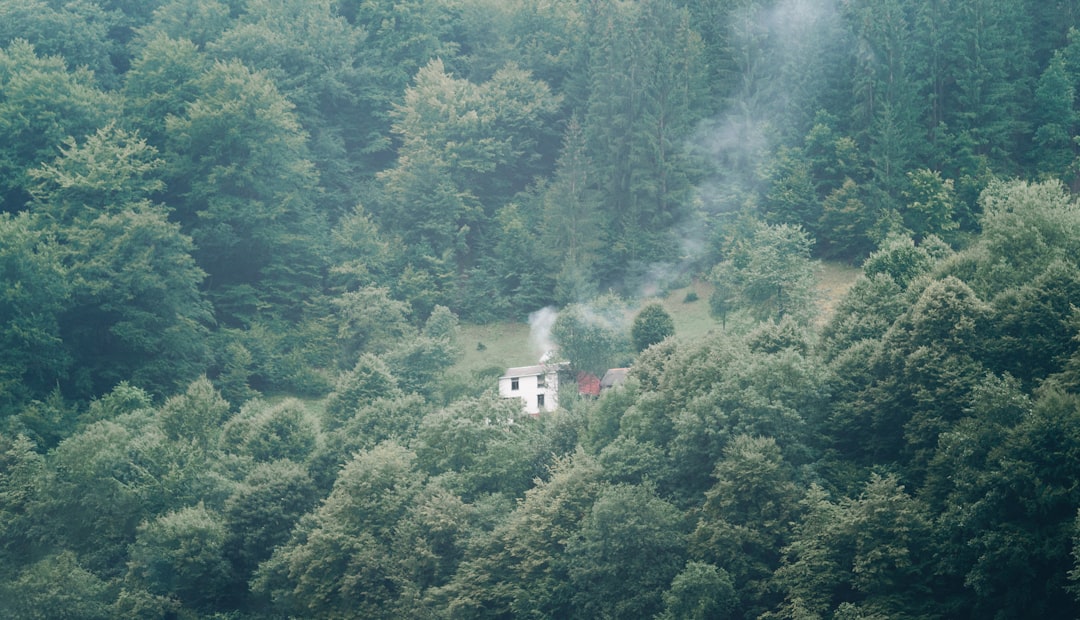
537;394;545;409
511;378;519;391
538;374;546;388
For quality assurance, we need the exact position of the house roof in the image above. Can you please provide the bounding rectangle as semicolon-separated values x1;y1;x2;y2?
577;372;601;396
501;362;566;379
600;367;630;389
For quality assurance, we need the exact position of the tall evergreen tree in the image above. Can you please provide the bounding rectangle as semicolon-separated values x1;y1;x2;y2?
584;0;706;288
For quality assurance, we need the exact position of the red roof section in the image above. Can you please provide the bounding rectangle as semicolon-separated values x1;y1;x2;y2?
577;372;601;396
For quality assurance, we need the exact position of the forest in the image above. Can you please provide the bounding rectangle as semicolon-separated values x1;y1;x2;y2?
3;0;1080;617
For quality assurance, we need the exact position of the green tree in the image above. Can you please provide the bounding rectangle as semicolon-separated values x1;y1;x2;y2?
771;475;935;618
0;433;44;577
0;0;118;86
0;39;116;210
413;394;539;499
761;146;821;235
0;213;68;414
846;0;923;204
584;0;706;286
480;202;555;319
223;459;320;585
323;354;403;428
657;561;737;620
902;168;959;241
691;435;802;617
541;117;604;302
331;286;411;364
552;294;633;376
237;398;319;464
928;386;1080;618
0;551;112;620
1032;52;1079;181
252;441;425;618
164;58;326;324
986;260;1080;387
209;0;366;213
711;222;817;323
436;450;604;618
631;302;675;352
334;0;451;173
861;233;937;289
134;0;232;50
327;203;395;292
567;483;686;619
59;203;211;398
28;124;212;398
28;123;166;222
157;376;229;450
817;178;877;259
122;34;207;147
961;178;1080;295
33;414;224;577
125;503;232;612
378;57;561;297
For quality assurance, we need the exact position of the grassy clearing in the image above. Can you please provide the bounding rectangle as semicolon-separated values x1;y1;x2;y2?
450;261;862;376
648;278;720;343
454;321;537;376
813;260;861;325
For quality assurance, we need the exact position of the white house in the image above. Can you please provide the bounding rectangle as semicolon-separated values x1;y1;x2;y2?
499;362;565;415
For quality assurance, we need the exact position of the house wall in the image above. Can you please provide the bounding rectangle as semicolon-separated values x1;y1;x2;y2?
499;369;559;415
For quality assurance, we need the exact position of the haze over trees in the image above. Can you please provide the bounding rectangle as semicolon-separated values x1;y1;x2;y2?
2;0;1080;618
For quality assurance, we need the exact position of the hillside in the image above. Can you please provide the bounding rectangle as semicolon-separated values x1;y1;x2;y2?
2;1;1080;618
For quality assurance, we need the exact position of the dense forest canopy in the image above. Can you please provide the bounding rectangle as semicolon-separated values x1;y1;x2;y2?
3;0;1080;618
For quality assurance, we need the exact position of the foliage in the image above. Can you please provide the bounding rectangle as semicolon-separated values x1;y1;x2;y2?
4;4;1080;619
125;502;231;611
0;213;68;415
631;302;676;352
551;294;633;376
711;222;818;323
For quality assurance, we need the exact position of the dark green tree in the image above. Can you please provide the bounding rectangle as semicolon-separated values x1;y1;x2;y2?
122;34;207;147
584;0;706;286
0;551;112;620
0;213;68;414
209;0;366;212
164;58;326;324
252;441;425;618
567;483;686;619
770;475;935;619
541;117;604;303
631;302;675;352
691;435;802;617
222;459;320;586
436;450;604;619
0;0;118;88
125;503;232;612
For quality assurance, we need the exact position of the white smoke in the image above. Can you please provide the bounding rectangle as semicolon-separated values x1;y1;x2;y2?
528;306;558;361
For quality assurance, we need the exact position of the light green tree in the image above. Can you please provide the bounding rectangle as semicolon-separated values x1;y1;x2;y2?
552;294;633;376
0;39;115;210
711;222;817;323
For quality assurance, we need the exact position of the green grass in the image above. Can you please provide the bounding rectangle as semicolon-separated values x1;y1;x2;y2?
449;261;862;376
454;321;537;376
813;260;862;325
